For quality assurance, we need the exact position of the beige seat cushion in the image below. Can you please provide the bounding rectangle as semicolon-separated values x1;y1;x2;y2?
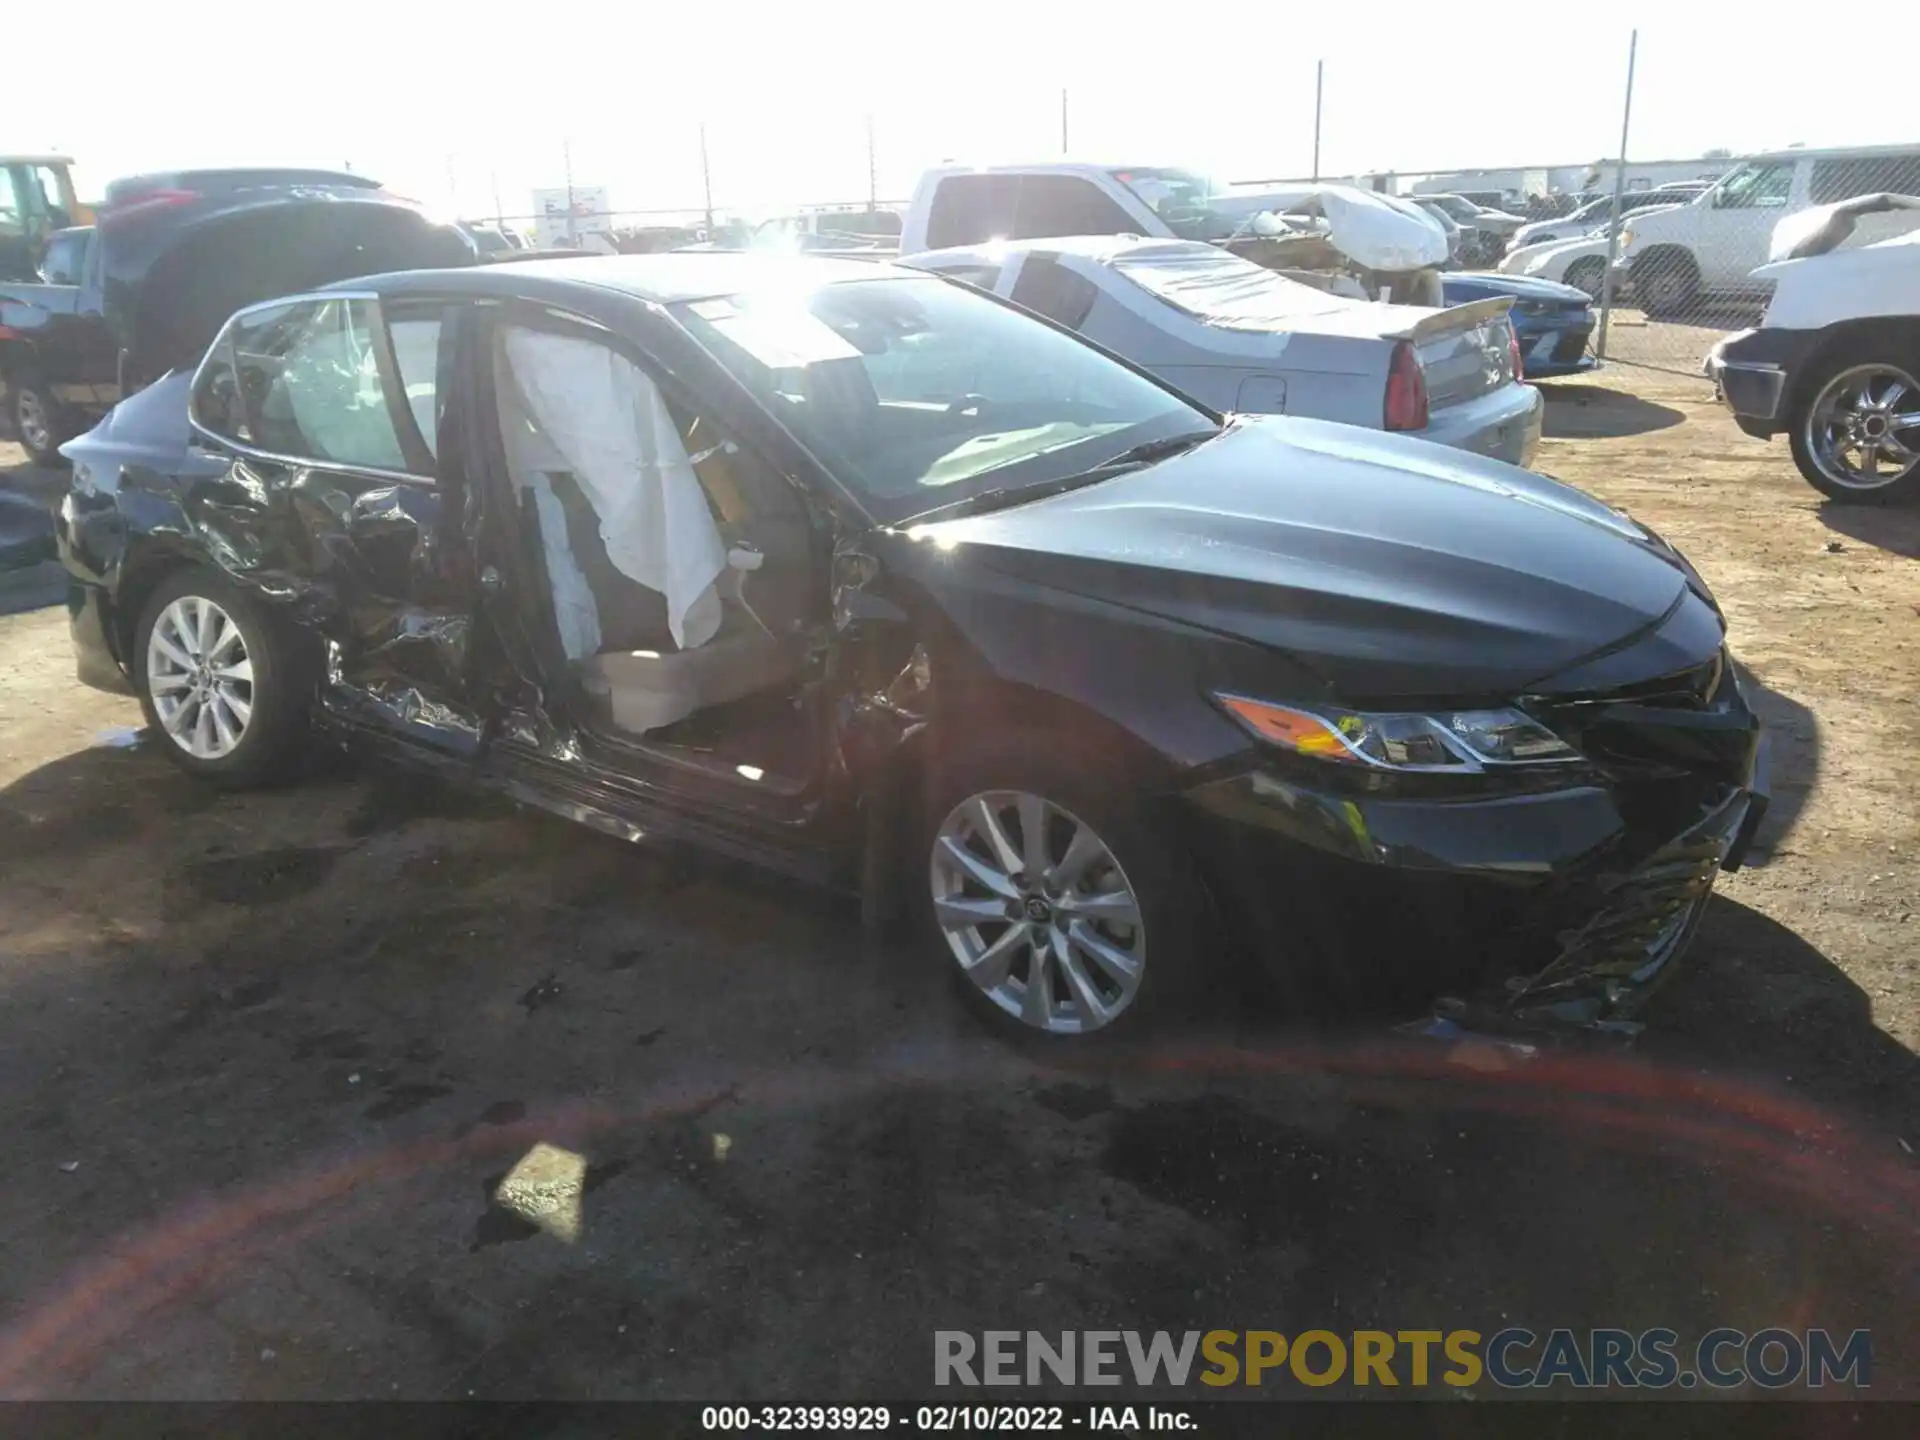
580;611;798;735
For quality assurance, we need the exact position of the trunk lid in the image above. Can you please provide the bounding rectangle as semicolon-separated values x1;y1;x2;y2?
1400;296;1520;409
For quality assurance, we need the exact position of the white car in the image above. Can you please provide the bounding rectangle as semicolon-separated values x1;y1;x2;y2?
1707;194;1920;502
1501;207;1687;298
901;234;1541;467
1615;144;1920;316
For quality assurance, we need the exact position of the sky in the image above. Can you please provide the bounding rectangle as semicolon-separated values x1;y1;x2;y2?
12;2;1920;223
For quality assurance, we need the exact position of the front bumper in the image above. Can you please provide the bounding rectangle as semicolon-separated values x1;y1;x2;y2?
1704;326;1816;440
1182;670;1767;1028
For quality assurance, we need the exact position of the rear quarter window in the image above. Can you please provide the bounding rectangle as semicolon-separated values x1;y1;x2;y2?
925;175;1021;250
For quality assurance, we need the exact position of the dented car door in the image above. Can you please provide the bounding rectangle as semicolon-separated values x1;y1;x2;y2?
188;292;488;753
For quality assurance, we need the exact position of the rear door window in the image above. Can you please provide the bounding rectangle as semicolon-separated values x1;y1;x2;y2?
1008;255;1099;330
1810;154;1920;204
1012;177;1138;240
925;176;1021;249
192;296;433;477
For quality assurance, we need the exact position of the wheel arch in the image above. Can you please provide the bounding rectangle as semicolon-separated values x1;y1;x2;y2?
1788;316;1920;415
857;673;1191;937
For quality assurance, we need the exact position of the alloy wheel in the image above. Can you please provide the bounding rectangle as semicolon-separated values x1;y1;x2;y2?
930;790;1146;1034
14;388;52;455
147;595;255;760
1804;364;1920;491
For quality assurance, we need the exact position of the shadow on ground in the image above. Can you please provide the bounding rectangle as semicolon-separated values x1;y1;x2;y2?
1;438;67;614
1733;663;1816;870
0;740;1912;1400
1817;499;1920;560
1537;381;1686;439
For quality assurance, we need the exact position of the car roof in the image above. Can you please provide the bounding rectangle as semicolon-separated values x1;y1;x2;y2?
1739;142;1920;163
349;251;915;305
911;235;1215;269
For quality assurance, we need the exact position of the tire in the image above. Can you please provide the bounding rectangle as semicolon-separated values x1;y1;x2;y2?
9;374;70;467
1632;248;1699;319
1787;350;1920;504
132;567;318;787
1563;257;1606;300
915;736;1204;1042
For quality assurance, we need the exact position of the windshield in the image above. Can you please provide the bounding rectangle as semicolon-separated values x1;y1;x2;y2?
1428;195;1482;223
673;275;1213;523
1109;167;1245;242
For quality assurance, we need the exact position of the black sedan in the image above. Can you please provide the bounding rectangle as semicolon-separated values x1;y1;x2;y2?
56;254;1767;1039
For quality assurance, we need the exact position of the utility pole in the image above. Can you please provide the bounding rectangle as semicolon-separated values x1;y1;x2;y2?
700;123;715;233
867;113;877;212
491;171;503;228
1596;29;1638;360
1311;61;1324;181
1061;88;1069;155
563;137;577;246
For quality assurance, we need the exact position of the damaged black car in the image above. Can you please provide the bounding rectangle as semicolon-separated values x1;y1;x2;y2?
56;254;1767;1039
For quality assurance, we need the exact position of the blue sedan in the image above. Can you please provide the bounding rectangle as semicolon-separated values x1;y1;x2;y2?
1443;272;1599;379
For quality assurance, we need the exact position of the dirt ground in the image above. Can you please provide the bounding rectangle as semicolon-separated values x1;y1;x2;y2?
0;366;1914;1405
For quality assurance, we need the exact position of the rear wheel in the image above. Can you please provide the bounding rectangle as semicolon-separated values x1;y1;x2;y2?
132;568;316;787
1788;355;1920;503
10;375;70;466
1632;248;1700;319
1563;257;1606;300
918;740;1202;1040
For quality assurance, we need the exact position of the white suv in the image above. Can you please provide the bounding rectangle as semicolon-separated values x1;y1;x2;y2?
1616;144;1920;316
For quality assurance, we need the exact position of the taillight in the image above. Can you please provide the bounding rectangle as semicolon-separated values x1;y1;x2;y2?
99;188;200;224
1384;341;1429;431
1509;324;1525;381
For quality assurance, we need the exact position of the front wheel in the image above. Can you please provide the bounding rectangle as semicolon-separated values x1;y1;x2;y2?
10;376;70;466
918;741;1202;1040
1788;356;1920;504
133;568;317;786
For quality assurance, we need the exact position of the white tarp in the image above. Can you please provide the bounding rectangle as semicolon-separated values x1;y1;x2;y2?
1217;184;1450;272
1110;243;1359;330
499;327;727;651
1317;189;1451;272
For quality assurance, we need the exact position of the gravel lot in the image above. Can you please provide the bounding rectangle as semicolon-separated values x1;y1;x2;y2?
0;366;1914;1402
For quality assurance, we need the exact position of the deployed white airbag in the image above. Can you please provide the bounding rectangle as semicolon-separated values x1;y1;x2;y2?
500;327;726;650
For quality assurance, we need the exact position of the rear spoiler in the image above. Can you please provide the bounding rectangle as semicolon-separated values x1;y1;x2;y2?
1388;294;1515;343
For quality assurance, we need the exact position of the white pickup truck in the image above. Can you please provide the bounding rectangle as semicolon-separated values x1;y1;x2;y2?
900;162;1451;306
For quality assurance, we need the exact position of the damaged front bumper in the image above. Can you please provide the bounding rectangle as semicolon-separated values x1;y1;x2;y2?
1182;680;1769;1038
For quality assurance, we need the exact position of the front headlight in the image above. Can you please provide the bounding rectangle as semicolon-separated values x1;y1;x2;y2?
1216;695;1580;772
1618;227;1636;251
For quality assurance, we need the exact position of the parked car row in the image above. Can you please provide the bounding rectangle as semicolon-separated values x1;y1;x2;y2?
40;154;1766;1042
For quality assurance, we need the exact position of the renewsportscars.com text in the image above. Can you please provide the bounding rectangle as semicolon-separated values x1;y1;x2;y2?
934;1328;1873;1390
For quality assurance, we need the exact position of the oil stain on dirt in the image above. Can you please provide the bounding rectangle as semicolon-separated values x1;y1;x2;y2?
171;845;342;911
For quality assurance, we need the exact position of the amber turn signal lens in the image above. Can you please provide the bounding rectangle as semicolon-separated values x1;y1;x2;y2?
1217;697;1359;762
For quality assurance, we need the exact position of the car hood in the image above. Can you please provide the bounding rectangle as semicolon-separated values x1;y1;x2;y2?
1445;271;1591;305
910;417;1700;701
